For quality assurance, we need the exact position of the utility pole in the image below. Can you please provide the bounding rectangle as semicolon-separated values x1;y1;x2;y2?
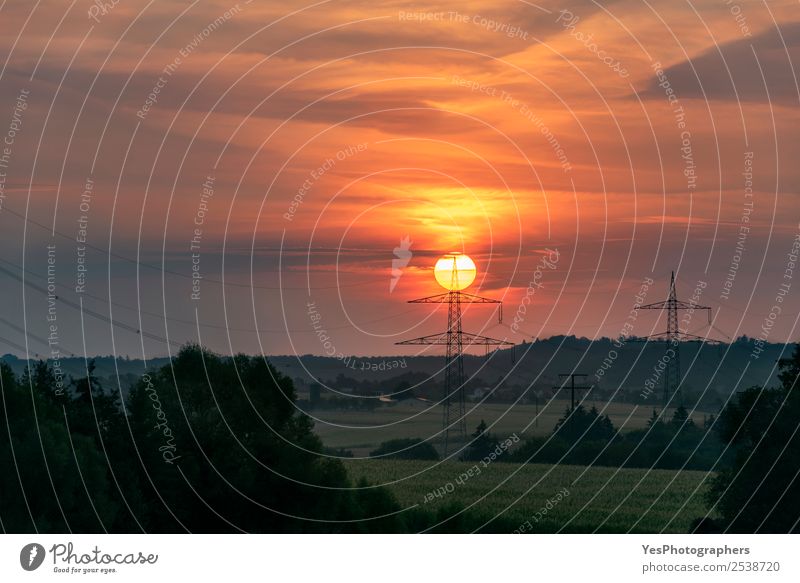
552;373;590;411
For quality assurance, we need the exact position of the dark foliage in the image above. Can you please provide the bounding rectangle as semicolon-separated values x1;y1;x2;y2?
461;420;494;461
705;345;800;533
460;420;518;462
370;438;439;460
0;346;406;533
392;380;414;400
510;404;726;470
554;405;616;442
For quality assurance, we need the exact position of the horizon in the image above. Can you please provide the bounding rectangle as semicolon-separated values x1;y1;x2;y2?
1;332;796;362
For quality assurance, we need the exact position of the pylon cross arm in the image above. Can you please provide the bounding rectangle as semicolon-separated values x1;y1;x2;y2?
395;332;513;346
635;301;711;311
637;332;718;343
408;292;502;304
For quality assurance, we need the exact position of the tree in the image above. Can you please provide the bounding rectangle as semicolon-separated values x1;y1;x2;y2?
462;420;494;461
705;344;800;532
308;382;322;407
1;345;406;533
0;361;119;532
125;345;403;532
553;405;616;442
20;360;64;405
671;405;691;428
703;413;716;431
393;380;413;400
370;438;439;460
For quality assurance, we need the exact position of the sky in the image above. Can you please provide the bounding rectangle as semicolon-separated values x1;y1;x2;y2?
0;0;798;359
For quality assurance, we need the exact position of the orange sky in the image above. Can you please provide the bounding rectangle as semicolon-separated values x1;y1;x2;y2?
0;0;798;357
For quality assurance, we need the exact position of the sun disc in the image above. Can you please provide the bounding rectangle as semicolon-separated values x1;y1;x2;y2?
434;253;476;291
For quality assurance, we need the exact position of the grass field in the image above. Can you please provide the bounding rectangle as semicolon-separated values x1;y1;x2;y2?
345;458;714;533
314;400;708;455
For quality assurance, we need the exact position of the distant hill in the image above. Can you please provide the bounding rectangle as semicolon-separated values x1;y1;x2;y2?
2;336;792;406
270;336;794;408
0;353;170;392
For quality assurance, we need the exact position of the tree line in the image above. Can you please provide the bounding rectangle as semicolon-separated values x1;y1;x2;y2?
2;343;798;532
0;345;406;533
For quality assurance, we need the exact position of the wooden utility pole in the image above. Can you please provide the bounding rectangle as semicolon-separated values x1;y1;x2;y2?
552;373;591;411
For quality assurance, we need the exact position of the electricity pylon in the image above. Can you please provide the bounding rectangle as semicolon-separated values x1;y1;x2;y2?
396;256;512;456
634;271;712;408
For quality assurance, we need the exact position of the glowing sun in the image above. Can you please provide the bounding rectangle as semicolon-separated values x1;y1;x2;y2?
434;252;476;291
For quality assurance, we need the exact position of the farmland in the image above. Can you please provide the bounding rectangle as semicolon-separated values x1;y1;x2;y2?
345;458;714;533
313;400;709;455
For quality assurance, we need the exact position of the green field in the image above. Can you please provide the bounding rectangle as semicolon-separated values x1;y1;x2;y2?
345;458;714;533
314;400;707;455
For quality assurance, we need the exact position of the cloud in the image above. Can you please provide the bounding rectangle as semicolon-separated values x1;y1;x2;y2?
641;21;800;104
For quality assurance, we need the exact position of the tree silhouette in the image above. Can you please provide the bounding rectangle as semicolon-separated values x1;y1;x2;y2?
461;419;495;461
371;438;439;460
1;345;405;533
671;405;691;428
553;405;616;442
706;344;800;532
393;380;413;400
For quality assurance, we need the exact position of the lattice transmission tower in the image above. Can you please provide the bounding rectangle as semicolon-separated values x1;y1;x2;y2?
634;271;712;408
396;253;512;455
